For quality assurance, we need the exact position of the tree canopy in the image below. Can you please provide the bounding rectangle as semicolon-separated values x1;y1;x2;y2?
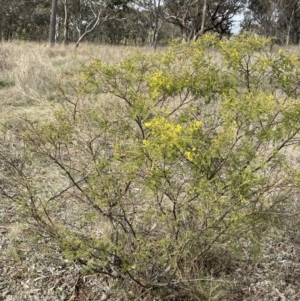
0;0;299;46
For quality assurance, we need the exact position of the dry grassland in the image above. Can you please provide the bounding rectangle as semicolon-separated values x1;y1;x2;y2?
0;42;142;117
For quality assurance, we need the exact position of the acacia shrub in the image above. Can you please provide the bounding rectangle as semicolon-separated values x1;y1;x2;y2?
1;34;300;300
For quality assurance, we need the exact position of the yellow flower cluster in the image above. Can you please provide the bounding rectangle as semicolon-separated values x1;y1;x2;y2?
149;71;164;87
185;151;192;161
145;117;182;134
232;50;239;58
142;139;150;146
189;120;202;132
143;117;201;162
143;117;183;148
185;147;197;161
148;71;172;94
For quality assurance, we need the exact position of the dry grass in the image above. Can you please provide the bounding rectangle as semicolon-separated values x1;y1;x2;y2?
0;41;154;121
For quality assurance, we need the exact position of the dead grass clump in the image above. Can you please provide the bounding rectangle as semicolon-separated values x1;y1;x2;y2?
0;49;13;71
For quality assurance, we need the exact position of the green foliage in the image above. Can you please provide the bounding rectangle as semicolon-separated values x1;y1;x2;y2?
1;33;300;300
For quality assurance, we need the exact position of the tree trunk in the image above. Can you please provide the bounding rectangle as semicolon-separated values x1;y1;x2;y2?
181;24;188;43
49;0;58;46
199;0;207;37
294;28;299;44
76;0;82;42
0;0;3;42
75;16;101;48
63;0;69;45
194;0;207;40
286;5;295;45
152;19;162;50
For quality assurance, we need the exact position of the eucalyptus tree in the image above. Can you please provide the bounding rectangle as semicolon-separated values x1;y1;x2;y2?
136;0;166;48
0;0;49;41
50;0;58;45
56;0;128;46
161;0;247;42
243;0;300;44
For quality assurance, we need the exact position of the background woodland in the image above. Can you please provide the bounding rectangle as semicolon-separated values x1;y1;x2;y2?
1;0;300;47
